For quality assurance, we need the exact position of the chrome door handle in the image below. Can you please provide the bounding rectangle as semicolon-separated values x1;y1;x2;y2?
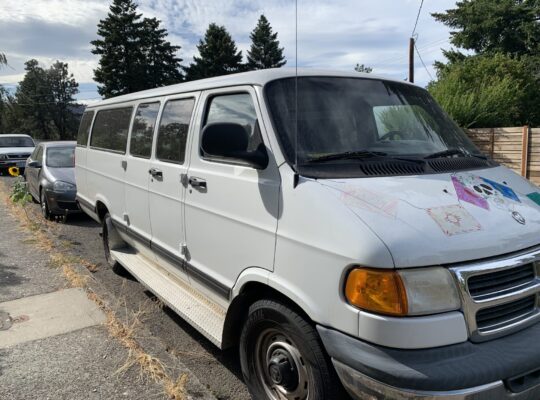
188;177;206;188
149;168;163;178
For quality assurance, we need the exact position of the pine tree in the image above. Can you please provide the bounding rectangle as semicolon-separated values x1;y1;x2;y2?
91;0;146;98
185;24;243;81
246;15;286;70
141;18;184;87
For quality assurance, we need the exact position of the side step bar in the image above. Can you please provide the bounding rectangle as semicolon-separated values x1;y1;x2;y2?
110;248;226;347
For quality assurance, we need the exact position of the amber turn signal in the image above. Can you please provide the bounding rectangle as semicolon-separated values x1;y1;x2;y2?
345;268;408;316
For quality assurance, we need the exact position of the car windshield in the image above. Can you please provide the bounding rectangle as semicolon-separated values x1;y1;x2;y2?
46;146;75;168
265;77;481;165
0;136;34;147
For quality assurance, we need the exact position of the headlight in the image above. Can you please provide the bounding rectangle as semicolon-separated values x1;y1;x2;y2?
53;181;76;192
345;267;461;316
0;154;7;160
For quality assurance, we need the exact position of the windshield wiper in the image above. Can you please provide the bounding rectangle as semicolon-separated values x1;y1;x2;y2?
306;150;389;163
424;149;487;160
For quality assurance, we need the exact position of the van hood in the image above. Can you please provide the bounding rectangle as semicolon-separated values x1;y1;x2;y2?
320;166;540;268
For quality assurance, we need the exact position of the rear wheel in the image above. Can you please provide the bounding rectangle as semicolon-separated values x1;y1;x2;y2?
102;212;125;273
240;299;343;400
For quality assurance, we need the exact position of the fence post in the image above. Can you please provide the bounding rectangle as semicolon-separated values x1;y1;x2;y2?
490;128;495;158
521;125;530;178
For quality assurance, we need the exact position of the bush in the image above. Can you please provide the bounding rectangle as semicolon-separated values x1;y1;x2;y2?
428;53;540;128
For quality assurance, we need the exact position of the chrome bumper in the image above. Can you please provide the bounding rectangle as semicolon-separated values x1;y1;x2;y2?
334;360;540;400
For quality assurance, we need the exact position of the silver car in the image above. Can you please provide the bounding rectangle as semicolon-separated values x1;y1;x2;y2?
25;141;79;220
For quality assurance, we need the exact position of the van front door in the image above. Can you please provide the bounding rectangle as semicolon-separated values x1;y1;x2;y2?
184;87;280;304
148;95;197;283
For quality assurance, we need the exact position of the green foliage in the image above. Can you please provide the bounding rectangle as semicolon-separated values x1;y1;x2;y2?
185;24;243;81
432;0;540;56
12;59;80;140
246;15;286;70
91;0;183;98
10;177;32;205
428;53;540;128
354;64;373;73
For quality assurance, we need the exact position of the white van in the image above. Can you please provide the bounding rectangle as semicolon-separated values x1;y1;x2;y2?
75;69;540;400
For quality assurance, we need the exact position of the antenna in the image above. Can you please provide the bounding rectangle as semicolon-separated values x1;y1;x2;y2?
294;0;299;176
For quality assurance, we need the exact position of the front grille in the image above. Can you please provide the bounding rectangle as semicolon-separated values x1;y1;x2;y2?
468;263;536;299
476;296;536;332
7;153;30;159
450;247;540;342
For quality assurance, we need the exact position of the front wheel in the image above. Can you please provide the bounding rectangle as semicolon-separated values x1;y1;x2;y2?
240;299;343;400
40;190;53;220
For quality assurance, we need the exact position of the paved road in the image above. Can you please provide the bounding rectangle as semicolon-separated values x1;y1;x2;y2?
1;176;251;400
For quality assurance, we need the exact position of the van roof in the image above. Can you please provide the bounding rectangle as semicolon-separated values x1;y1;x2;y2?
87;68;413;109
0;134;33;138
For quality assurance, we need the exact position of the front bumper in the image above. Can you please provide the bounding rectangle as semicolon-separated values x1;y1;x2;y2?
318;323;540;400
45;189;80;215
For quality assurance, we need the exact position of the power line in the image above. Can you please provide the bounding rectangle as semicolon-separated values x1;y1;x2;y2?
411;0;425;37
414;42;434;81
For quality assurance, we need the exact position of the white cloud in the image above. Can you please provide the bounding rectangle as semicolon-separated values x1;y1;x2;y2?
0;0;458;100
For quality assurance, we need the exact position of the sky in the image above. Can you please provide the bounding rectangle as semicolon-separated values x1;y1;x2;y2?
0;0;459;104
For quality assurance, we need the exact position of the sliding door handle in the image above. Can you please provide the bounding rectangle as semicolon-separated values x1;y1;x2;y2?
188;177;206;188
148;168;163;178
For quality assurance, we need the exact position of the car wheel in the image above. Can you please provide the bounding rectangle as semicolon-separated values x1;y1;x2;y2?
240;299;343;400
40;190;53;220
102;212;125;273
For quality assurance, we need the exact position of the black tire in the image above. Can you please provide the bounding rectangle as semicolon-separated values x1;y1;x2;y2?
240;299;344;400
40;190;53;220
102;212;125;273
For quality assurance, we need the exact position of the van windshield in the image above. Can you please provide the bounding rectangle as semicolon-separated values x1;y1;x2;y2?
265;77;481;170
0;136;34;147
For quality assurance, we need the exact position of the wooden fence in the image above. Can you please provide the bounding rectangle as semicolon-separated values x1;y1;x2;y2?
466;126;540;185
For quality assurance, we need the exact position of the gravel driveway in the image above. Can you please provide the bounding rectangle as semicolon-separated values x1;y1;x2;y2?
1;176;250;400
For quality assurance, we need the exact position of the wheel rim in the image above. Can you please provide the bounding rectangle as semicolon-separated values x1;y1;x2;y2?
40;193;48;217
255;328;309;400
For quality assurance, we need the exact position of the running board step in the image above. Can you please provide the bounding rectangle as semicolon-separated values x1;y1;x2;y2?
110;249;226;347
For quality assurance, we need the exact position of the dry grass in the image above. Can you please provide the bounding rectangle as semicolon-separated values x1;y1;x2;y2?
1;180;190;400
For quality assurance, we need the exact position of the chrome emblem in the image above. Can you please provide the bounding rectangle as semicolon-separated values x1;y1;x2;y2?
512;211;526;225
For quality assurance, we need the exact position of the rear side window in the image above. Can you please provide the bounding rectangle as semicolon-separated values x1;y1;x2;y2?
156;98;195;164
204;93;262;153
77;111;94;147
130;102;160;158
90;107;133;153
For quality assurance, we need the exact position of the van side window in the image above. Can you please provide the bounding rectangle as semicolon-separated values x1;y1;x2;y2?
156;98;195;164
203;93;262;154
77;111;94;147
130;102;160;158
90;107;133;153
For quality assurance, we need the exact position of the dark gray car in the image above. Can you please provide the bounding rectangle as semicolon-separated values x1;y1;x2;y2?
25;141;79;220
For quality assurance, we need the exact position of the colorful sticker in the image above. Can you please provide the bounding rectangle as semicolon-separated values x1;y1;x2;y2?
526;192;540;207
481;178;520;202
340;186;398;218
427;204;482;236
452;176;489;210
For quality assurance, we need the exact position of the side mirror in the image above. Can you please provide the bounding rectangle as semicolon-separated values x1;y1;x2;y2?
201;122;268;169
28;160;42;168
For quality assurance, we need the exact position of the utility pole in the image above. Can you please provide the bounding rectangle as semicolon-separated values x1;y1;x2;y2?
409;37;415;83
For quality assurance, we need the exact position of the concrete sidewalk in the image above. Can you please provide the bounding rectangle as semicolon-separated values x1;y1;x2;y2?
0;200;179;399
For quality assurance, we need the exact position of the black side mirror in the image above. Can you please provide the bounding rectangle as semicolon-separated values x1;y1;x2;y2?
201;122;268;169
28;160;42;168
